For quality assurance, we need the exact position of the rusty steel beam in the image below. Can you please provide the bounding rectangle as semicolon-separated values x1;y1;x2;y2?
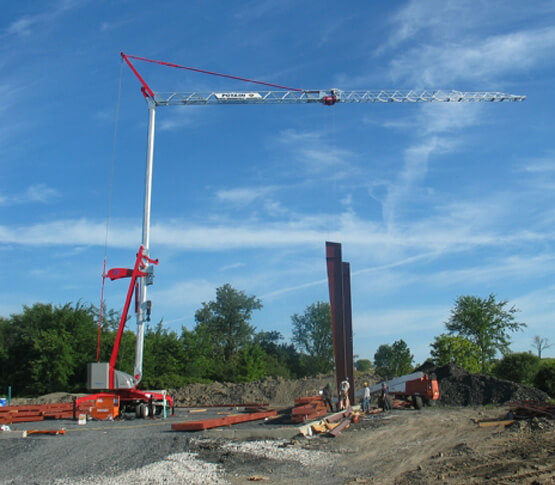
342;261;355;405
326;242;347;397
326;241;356;405
328;417;351;437
171;410;277;431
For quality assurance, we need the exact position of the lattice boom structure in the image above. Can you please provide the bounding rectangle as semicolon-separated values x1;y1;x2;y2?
150;89;525;107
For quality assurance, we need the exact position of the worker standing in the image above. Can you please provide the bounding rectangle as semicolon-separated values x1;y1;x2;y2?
339;377;350;410
322;383;334;412
380;381;391;412
362;381;371;413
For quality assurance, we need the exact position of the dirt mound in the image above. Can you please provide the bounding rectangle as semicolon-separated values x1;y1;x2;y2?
9;392;87;406
170;374;376;407
426;363;549;406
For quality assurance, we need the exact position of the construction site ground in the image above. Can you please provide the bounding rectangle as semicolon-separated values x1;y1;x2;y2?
1;404;554;484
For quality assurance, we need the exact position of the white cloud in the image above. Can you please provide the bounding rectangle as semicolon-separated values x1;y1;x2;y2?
152;279;215;308
382;136;453;226
2;1;85;38
1;207;552;255
216;186;275;205
0;184;60;206
278;129;357;177
513;285;555;328
219;262;245;272
355;305;449;336
516;153;555;174
157;106;203;131
388;26;555;86
383;103;484;135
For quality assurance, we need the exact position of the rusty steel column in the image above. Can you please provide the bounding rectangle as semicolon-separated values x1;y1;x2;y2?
326;241;348;399
342;261;355;404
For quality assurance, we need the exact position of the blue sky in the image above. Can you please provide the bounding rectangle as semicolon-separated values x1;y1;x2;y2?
1;0;554;364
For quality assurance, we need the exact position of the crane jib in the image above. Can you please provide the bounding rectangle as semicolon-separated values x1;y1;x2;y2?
148;90;526;107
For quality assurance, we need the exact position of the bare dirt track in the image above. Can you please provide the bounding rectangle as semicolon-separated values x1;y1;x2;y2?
190;406;554;485
1;405;552;484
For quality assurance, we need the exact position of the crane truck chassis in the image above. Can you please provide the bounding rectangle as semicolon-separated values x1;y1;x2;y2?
84;246;174;418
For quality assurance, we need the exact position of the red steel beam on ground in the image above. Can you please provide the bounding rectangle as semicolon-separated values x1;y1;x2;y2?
171;410;277;431
326;242;347;399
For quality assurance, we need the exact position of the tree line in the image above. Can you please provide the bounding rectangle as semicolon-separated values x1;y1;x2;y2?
369;294;553;396
0;284;335;396
0;287;552;397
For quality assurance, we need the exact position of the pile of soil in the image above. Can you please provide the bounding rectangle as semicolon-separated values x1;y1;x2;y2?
170;374;376;407
9;392;87;406
425;363;550;406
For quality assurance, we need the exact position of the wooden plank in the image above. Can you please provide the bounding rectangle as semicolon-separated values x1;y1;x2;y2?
477;420;515;427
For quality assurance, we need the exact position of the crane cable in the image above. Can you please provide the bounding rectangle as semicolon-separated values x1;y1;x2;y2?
96;58;124;361
124;53;303;92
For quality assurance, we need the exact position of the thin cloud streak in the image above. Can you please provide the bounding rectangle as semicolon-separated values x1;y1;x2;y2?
1;212;552;251
388;26;555;86
2;0;87;38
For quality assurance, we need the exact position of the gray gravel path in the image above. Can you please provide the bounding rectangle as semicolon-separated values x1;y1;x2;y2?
0;411;198;484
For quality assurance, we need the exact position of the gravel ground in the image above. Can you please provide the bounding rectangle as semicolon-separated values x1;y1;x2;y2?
1;411;194;484
2;406;553;484
0;408;336;485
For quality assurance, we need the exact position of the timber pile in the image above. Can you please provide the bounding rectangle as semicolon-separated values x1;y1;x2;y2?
290;396;328;424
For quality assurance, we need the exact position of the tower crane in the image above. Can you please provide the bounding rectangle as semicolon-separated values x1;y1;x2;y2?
86;52;525;416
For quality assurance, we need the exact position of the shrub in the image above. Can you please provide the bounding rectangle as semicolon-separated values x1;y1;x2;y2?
492;352;540;386
534;360;555;396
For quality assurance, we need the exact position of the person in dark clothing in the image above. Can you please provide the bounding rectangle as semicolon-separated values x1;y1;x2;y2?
322;383;334;412
380;381;391;411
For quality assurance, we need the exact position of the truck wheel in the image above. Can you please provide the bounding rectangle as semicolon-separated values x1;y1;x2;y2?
136;403;149;418
142;404;150;418
413;396;423;410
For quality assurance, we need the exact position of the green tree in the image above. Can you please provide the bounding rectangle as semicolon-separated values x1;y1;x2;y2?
446;294;526;372
374;340;414;378
236;344;267;382
194;284;262;381
355;359;372;372
492;352;541;385
291;302;334;375
142;322;187;388
180;325;217;382
254;331;297;378
534;359;555;396
1;302;99;394
430;334;481;373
